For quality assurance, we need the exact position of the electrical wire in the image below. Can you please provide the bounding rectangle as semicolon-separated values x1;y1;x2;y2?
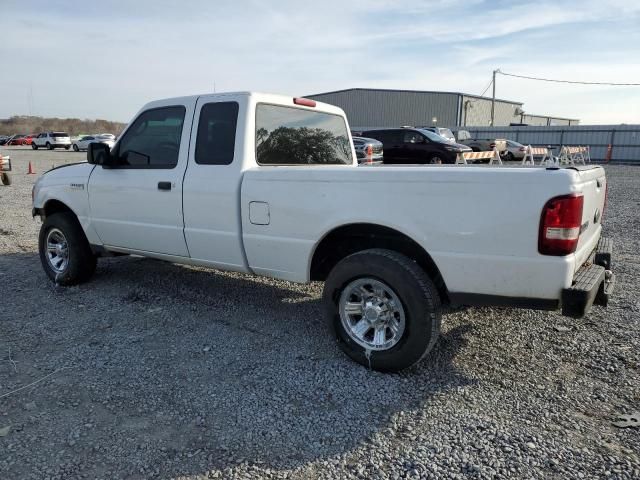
478;78;493;97
498;71;640;86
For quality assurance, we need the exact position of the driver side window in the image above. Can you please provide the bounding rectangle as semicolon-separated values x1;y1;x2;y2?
116;106;186;169
403;132;423;144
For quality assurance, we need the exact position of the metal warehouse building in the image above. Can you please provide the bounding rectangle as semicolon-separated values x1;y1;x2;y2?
307;88;578;129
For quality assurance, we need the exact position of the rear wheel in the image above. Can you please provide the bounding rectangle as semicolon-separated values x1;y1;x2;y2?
38;212;97;285
504;152;514;161
64;145;70;150
46;142;52;150
32;143;38;150
429;155;443;164
1;172;11;186
323;248;442;372
73;144;79;152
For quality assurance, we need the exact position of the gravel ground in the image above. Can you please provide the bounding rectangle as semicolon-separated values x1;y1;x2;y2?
0;146;638;480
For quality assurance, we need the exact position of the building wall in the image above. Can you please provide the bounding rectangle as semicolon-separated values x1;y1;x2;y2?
308;89;460;129
460;95;522;127
308;88;579;129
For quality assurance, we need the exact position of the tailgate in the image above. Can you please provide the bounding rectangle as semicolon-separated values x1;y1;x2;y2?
574;166;607;267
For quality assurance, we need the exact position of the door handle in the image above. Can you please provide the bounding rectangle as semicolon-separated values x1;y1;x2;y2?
157;181;172;191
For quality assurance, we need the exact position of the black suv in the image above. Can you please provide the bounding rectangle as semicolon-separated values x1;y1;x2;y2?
361;128;470;164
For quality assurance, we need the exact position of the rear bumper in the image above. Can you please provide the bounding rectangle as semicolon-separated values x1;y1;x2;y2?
448;237;614;318
561;237;615;318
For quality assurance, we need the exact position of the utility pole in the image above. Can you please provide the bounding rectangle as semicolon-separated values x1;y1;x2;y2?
490;69;499;126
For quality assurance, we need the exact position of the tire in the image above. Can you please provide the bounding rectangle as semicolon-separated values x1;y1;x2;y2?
32;143;37;150
46;142;52;150
38;212;97;285
504;152;514;161
65;145;70;150
1;172;10;186
73;144;79;152
323;248;442;372
429;156;443;164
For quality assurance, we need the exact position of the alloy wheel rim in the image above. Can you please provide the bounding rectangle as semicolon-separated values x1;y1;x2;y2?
45;228;69;274
339;278;406;351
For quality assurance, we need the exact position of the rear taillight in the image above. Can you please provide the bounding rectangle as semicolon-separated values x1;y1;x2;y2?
539;194;584;256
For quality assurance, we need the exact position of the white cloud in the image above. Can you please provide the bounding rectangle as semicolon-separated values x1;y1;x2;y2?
0;0;638;124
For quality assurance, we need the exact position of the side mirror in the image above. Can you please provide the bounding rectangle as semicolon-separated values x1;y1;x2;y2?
87;142;112;166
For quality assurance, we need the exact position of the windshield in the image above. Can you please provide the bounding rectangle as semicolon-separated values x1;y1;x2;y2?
417;129;453;143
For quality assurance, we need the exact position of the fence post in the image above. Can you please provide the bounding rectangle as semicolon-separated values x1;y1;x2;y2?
609;129;617;163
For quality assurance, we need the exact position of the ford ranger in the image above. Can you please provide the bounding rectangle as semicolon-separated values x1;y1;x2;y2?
32;92;614;372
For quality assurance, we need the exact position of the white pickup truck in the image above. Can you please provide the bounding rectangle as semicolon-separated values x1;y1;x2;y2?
32;92;614;372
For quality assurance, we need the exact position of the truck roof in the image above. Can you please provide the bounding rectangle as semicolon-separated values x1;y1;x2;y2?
140;92;346;117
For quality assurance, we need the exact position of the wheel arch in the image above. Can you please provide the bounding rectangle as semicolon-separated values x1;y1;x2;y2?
310;223;449;303
36;198;78;220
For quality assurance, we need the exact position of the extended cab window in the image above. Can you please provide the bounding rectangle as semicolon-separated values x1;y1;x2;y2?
255;104;352;165
195;102;239;165
116;106;185;168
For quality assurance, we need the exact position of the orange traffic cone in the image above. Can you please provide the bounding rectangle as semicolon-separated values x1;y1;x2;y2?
366;144;373;164
27;161;35;174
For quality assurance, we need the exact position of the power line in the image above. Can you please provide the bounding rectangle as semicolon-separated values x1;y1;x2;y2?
498;70;640;86
478;78;493;97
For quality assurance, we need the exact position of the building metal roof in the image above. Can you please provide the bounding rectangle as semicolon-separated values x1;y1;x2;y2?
307;87;523;105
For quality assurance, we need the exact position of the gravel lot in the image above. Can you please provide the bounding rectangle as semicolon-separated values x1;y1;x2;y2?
0;146;638;479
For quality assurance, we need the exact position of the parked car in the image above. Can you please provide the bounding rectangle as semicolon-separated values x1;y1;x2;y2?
7;134;27;145
22;134;36;145
456;130;507;153
419;127;456;143
32;92;614;372
0;135;9;145
502;140;527;161
72;134;116;152
361;128;470;164
32;132;71;150
352;136;383;164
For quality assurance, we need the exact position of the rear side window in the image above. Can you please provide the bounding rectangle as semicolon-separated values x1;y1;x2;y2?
52;132;68;137
255;104;352;165
195;102;239;165
117;106;185;168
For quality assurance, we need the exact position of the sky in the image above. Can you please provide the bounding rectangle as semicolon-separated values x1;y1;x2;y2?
1;0;639;125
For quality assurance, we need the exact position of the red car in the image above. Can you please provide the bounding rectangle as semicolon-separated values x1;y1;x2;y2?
7;135;27;145
22;134;36;145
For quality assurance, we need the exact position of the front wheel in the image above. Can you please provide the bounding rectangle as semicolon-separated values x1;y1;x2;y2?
73;144;79;152
32;143;38;150
64;145;70;150
1;172;11;186
429;156;443;164
38;212;97;285
323;248;442;372
46;142;53;150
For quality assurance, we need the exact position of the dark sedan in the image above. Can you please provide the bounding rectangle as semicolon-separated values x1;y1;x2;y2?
361;128;471;164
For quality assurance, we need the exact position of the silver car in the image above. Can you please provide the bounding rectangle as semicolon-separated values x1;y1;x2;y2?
352;136;383;164
419;127;456;143
72;134;115;152
502;140;527;161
